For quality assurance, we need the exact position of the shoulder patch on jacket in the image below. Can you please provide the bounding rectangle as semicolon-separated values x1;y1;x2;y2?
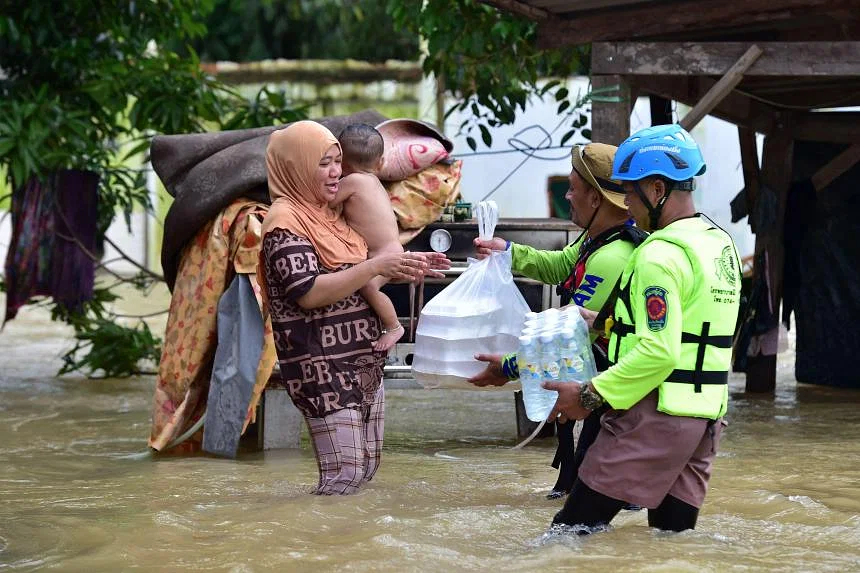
644;286;668;331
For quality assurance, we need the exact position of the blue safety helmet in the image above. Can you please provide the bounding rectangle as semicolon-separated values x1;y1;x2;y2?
612;124;706;182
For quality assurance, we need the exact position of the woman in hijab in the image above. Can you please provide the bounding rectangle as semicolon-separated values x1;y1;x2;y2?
260;121;438;495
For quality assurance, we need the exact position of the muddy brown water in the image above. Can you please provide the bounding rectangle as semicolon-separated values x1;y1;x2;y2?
1;288;859;572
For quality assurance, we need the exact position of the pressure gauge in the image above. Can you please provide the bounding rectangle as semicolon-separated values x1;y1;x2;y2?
429;228;453;253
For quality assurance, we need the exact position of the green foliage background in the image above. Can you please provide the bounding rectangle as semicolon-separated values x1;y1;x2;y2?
184;0;420;63
0;1;307;377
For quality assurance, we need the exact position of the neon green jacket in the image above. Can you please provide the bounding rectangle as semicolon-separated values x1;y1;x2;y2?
593;216;741;418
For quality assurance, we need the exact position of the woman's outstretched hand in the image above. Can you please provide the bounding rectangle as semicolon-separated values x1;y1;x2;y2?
473;237;508;260
372;251;429;282
418;251;451;279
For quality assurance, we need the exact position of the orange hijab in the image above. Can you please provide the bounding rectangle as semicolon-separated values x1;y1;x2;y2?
260;121;368;269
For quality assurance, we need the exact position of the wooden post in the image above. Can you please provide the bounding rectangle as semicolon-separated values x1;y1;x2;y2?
435;72;447;134
650;95;673;126
591;75;631;145
745;126;794;393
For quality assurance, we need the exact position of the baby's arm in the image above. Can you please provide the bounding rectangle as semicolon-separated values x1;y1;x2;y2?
329;174;360;208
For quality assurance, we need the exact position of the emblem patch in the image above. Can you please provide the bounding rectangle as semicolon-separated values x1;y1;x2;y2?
714;246;738;286
644;286;668;331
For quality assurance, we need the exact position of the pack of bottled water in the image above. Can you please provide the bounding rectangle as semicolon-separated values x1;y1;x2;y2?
517;306;597;422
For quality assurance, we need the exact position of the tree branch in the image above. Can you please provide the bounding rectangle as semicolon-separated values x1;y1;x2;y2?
102;235;164;282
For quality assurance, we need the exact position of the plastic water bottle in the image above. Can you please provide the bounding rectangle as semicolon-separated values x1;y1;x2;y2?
516;335;541;386
519;335;555;422
540;333;561;383
558;328;585;382
564;306;591;340
564;309;597;381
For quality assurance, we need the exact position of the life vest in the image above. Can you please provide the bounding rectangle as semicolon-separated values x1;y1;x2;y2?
557;223;648;308
606;216;741;419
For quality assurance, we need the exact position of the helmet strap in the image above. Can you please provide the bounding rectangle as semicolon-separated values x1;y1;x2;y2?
633;179;673;229
585;195;601;230
569;196;601;245
651;186;673;229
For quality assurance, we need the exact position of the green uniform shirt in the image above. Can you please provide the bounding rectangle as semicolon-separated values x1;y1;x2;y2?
592;217;740;415
511;233;634;316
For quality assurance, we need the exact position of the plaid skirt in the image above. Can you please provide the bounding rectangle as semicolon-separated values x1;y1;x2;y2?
305;385;385;495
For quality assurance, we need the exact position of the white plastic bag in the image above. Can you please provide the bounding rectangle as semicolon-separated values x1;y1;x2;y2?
411;201;530;389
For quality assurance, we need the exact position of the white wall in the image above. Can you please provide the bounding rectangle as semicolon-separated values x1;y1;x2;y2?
422;77;755;257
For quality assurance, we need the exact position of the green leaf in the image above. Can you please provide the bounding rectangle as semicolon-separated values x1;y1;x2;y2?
557;100;570;114
466;136;477;151
560;129;576;146
122;139;151;161
0;138;16;157
555;87;569;101
582;129;592;141
479;124;492;147
539;80;561;97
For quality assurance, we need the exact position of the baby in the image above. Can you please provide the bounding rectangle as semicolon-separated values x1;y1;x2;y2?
331;124;405;352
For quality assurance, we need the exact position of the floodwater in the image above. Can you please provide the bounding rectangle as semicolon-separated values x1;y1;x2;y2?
1;288;859;572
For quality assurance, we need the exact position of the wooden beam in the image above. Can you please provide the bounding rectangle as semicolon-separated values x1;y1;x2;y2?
479;0;549;20
590;75;630;146
811;144;860;191
635;77;860;142
761;130;794;317
537;0;859;48
735;81;860;110
629;75;781;136
792;112;860;143
592;42;860;76
204;59;423;85
679;45;763;131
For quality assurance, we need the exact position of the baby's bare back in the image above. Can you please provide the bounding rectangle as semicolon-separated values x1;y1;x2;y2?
339;173;402;256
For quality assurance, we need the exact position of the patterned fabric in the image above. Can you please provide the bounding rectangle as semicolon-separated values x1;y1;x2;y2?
261;228;385;419
149;199;277;452
306;385;385;495
386;160;462;230
4;170;98;324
